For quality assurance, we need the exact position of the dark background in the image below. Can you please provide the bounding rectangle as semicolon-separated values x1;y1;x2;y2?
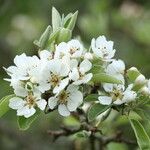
0;0;150;149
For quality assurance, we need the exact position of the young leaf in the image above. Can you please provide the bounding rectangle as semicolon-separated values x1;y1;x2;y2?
47;29;60;46
92;73;122;84
130;119;150;150
0;94;15;118
88;103;111;121
52;7;61;32
84;94;99;102
17;110;41;130
66;11;78;31
34;25;52;49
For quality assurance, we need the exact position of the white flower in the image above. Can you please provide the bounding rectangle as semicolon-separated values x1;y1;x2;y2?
67;39;83;58
98;83;137;105
69;59;93;85
5;54;50;96
41;58;70;94
5;53;51;95
48;84;83;116
54;39;83;59
5;53;40;80
106;59;125;84
9;92;47;118
91;36;116;60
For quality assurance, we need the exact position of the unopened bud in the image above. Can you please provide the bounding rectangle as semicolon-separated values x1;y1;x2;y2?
127;67;140;82
135;74;146;85
84;52;93;60
140;86;150;95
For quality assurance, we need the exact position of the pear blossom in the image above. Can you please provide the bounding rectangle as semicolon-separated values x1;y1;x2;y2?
40;58;70;94
54;39;83;59
9;92;47;118
69;59;93;85
5;54;50;95
48;84;83;116
4;53;40;80
91;36;116;61
98;83;137;105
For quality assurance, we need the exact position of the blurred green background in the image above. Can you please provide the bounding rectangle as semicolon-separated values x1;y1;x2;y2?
0;0;150;149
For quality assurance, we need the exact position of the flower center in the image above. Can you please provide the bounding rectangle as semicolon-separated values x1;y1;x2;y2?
58;91;69;104
69;47;79;55
98;46;108;57
50;74;61;87
25;94;36;108
111;89;123;101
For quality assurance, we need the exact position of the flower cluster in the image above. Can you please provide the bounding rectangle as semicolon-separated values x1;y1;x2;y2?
5;39;93;117
4;35;150;119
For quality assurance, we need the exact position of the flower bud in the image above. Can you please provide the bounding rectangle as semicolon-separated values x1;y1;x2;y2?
140;86;150;95
84;52;93;60
135;74;146;85
127;67;140;82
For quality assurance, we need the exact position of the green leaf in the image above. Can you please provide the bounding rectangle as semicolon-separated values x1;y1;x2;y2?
47;29;60;46
84;94;99;102
66;11;78;31
92;73;122;84
17;110;41;130
0;94;15;118
130;119;150;150
63;13;73;27
88;103;111;121
75;131;90;138
52;7;62;32
34;25;52;49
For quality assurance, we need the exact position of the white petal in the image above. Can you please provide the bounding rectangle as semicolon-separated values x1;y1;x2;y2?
24;107;36;118
58;104;70;116
70;59;78;69
98;96;112;105
55;42;68;59
14;53;26;67
17;106;36;118
122;90;137;103
59;62;70;77
53;78;69;94
114;99;124;105
82;73;93;84
67;84;79;93
79;59;92;73
48;59;61;75
69;68;79;81
106;59;125;75
39;50;52;60
67;91;83;111
48;97;58;109
103;83;113;92
36;99;47;110
9;97;25;110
